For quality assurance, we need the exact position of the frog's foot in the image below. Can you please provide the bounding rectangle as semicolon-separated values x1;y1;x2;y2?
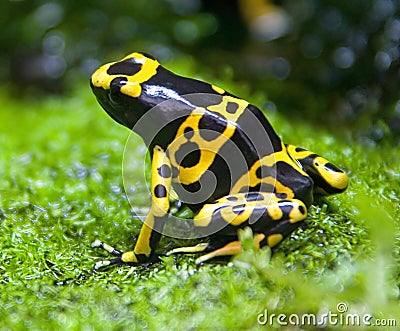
166;242;215;264
166;234;265;265
194;241;242;265
167;243;209;256
166;241;244;265
91;240;140;270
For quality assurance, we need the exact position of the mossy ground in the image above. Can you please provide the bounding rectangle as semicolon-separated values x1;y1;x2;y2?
0;64;399;330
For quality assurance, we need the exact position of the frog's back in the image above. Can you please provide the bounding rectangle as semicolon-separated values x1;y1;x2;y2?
90;52;309;209
157;93;283;210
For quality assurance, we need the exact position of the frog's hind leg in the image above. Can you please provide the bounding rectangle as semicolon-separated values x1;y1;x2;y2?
167;192;307;264
285;144;348;195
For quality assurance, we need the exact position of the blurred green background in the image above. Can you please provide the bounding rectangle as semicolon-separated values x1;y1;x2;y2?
1;0;399;144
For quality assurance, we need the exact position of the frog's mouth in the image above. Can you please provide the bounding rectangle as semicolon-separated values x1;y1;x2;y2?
90;81;125;125
102;106;126;127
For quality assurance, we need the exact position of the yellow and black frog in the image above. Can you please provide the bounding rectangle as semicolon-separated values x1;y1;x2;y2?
90;52;348;269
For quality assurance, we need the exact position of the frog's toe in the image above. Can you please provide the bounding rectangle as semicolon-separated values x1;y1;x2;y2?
92;240;142;270
94;257;123;271
91;239;123;257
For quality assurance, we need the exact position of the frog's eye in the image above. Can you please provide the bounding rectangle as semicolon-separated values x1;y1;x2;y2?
109;77;127;104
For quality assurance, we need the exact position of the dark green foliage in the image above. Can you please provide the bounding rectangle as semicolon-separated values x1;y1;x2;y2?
1;1;399;142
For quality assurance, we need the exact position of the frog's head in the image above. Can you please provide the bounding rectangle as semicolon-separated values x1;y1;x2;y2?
90;52;160;129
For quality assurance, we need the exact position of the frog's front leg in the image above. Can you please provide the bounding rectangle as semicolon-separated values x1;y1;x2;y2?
167;192;307;264
92;145;172;270
285;144;348;196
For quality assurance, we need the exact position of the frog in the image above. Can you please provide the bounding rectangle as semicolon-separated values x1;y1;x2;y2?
90;52;348;269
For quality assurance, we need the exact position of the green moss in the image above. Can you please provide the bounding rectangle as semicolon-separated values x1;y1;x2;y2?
0;78;399;330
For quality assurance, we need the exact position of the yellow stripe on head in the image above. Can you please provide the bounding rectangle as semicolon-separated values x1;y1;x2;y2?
91;52;160;98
